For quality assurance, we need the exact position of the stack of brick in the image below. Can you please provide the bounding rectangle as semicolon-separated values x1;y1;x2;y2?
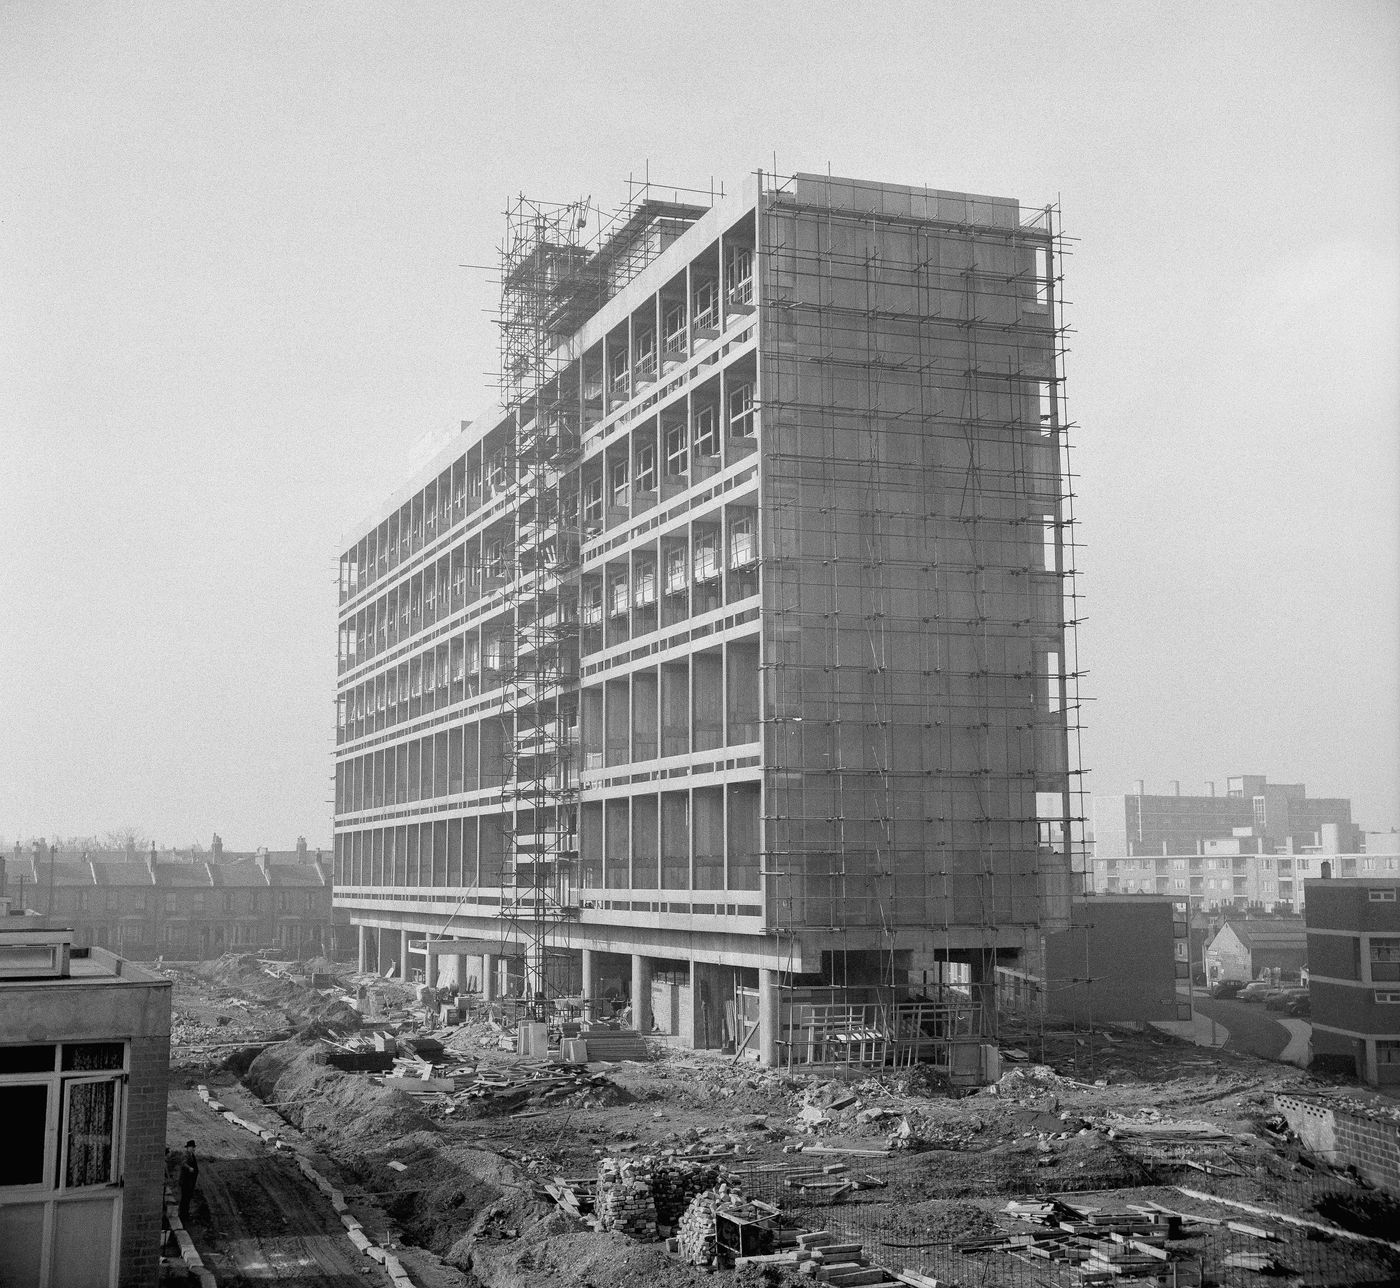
677;1181;753;1267
652;1160;729;1227
595;1157;658;1239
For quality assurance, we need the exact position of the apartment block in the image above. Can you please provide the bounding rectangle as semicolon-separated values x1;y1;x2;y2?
0;911;171;1287
1093;849;1399;914
1305;876;1400;1086
333;172;1078;1069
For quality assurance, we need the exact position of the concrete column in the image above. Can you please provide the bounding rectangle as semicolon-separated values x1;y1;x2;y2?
399;929;411;983
356;924;367;973
581;948;600;1009
631;953;653;1034
482;952;497;1001
969;948;999;1039
424;943;438;989
757;967;780;1068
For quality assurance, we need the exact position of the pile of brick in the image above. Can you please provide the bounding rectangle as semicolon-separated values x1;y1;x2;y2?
651;1160;729;1227
595;1157;658;1239
676;1181;754;1267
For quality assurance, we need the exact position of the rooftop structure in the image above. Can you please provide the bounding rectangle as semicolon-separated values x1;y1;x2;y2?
0;916;171;1286
333;170;1082;1070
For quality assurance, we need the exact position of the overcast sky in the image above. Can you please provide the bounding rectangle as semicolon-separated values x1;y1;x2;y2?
2;1;1396;851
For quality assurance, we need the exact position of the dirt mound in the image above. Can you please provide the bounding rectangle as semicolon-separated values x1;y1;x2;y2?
465;1229;722;1288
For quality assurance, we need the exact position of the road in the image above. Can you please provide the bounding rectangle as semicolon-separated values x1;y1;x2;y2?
1191;996;1292;1061
167;1088;378;1287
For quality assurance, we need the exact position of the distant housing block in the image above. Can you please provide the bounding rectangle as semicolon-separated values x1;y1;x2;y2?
0;913;171;1287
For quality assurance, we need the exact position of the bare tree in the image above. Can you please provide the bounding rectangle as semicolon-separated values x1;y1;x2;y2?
102;826;149;854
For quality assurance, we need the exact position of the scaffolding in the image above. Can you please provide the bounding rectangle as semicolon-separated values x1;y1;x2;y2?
753;173;1087;1063
493;181;716;1001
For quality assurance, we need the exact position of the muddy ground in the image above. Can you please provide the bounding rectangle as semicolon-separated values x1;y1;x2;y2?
162;957;1400;1288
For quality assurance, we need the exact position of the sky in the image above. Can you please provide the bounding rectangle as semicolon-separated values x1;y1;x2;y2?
1;1;1397;851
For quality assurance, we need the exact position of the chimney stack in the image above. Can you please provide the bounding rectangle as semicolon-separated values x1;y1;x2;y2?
1206;781;1215;797
1133;779;1145;796
1171;780;1181;796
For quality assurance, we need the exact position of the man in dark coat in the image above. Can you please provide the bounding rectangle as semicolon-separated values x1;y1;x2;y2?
177;1140;199;1222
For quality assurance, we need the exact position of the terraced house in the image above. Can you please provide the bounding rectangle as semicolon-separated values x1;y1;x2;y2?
2;841;332;959
333;171;1082;1072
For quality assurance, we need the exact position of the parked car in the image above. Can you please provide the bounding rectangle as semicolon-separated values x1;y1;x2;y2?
1267;988;1308;1012
1209;980;1246;999
1238;981;1278;1003
1285;994;1311;1018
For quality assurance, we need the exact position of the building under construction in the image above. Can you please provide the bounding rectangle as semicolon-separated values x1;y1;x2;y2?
333;171;1084;1073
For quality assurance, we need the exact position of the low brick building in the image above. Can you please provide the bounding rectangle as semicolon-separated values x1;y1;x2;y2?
1203;917;1307;984
0;909;171;1286
1;841;333;960
1305;875;1400;1086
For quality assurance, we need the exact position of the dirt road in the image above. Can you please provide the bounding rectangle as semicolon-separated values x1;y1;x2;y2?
167;1087;381;1287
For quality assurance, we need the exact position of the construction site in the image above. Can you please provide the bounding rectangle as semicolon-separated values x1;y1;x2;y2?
157;950;1400;1288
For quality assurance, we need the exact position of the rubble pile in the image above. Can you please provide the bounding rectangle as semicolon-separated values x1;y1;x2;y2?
595;1157;658;1239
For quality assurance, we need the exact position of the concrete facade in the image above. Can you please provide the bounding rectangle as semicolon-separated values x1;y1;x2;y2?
0;916;172;1288
333;172;1078;1067
1305;876;1400;1086
1;843;333;960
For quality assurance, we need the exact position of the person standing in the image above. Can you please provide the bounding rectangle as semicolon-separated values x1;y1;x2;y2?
177;1140;199;1223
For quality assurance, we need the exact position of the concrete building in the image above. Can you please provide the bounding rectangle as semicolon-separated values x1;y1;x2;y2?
0;909;171;1287
1094;849;1400;914
1305;876;1400;1086
1203;917;1307;984
998;894;1190;1025
333;172;1080;1069
1093;775;1361;864
2;841;333;959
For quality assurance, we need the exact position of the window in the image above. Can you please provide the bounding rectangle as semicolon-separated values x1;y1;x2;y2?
633;329;656;377
634;561;656;607
693;535;719;582
693;280;718;331
694;405;718;457
222;892;234;913
665;424;688;476
635;442;656;492
609;346;628;393
665;546;687;594
582;583;603;626
1370;888;1397;902
729;516;756;568
609;457;629;507
1375;991;1400;1004
163;893;177;914
277;892;290;913
582;477;603;524
727;245;753;305
1379;1040;1400;1065
664;302;686;351
608;576;629;618
728;382;754;437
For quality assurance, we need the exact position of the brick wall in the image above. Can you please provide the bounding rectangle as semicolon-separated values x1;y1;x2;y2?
1276;1093;1400;1193
120;1028;171;1287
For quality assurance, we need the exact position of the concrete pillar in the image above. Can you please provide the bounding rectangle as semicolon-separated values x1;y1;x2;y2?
356;924;367;973
969;948;999;1039
424;943;438;989
399;929;411;983
482;952;497;1001
631;953;653;1034
582;948;599;1015
757;967;780;1068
